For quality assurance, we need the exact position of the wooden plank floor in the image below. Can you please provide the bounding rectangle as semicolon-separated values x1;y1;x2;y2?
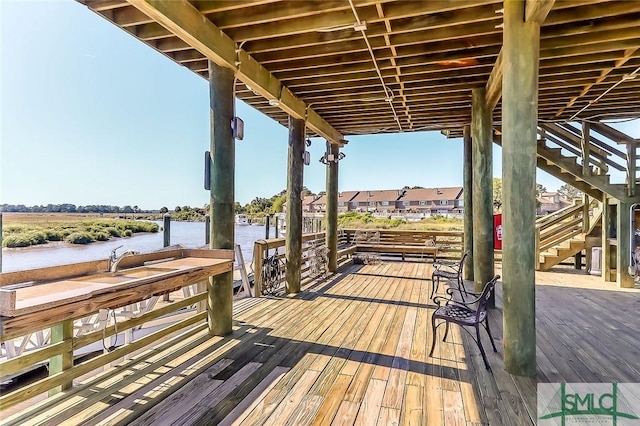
3;262;639;425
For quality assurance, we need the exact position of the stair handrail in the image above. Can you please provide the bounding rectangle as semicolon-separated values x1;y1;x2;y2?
536;199;583;229
536;200;585;260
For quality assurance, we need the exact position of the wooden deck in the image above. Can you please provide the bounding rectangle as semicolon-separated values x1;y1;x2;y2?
3;261;639;425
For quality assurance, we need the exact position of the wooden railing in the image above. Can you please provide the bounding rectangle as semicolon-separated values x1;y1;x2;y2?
539;122;639;196
342;228;464;260
252;232;354;296
0;250;233;410
535;200;585;255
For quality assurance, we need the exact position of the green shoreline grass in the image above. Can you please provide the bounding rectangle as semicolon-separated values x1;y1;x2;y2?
2;218;159;248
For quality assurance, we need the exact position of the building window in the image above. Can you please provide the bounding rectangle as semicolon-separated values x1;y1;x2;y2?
338;202;344;207
381;201;389;206
419;200;426;206
438;209;448;214
369;201;375;207
440;200;448;205
403;200;411;206
351;202;358;207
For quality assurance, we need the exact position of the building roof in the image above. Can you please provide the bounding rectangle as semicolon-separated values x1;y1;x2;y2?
302;195;318;206
350;189;405;203
402;187;463;202
312;195;326;205
338;191;360;203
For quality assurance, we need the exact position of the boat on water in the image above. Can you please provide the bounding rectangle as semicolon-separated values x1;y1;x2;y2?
234;214;250;226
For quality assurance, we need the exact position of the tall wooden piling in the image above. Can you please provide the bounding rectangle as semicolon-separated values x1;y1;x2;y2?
207;61;234;335
463;125;474;281
326;142;339;272
501;0;540;376
471;87;494;294
617;200;634;288
285;117;305;293
163;213;170;247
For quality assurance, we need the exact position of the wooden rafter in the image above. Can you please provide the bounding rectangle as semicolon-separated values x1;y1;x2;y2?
76;0;640;135
126;0;343;144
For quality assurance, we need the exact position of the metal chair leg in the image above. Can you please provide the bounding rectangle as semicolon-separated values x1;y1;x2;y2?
484;319;498;352
429;316;437;357
442;322;450;342
430;274;439;299
476;325;491;370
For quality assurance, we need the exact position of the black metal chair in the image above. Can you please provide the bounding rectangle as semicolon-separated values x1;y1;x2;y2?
430;251;468;300
429;275;500;370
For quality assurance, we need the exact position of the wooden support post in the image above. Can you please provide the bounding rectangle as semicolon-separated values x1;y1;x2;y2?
582;193;590;233
617;200;634;288
48;320;73;396
471;88;494;294
581;122;591;176
207;60;234;336
574;251;583;270
163;213;172;301
163;213;171;247
285;117;305;293
265;214;270;239
253;242;263;297
463;125;474;281
501;0;540;377
204;214;210;245
627;140;636;197
326;142;339;272
602;195;614;282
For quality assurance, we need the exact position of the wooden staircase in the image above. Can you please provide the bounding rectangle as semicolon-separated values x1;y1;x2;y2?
494;121;639;204
535;199;602;271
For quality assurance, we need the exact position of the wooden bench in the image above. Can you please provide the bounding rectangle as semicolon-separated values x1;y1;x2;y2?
354;243;438;262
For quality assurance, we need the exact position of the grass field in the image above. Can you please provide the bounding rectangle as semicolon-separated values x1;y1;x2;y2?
1;213;158;248
337;212;463;231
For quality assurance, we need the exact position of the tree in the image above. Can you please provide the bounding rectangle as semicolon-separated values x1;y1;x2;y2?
175;206;182;212
271;194;286;213
159;206;169;214
535;184;547;198
493;178;502;212
557;184;582;200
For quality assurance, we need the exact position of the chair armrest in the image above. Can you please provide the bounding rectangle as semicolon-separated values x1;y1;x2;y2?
434;259;460;267
445;288;483;305
433;264;459;273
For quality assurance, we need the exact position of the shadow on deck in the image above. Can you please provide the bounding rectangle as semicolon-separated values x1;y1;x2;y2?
2;262;639;425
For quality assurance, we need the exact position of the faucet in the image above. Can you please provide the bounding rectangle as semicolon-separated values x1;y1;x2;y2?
109;246;139;272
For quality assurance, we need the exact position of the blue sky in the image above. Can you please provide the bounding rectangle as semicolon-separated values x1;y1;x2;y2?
1;1;638;209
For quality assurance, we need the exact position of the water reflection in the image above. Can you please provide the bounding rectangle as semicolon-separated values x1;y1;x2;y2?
2;222;274;272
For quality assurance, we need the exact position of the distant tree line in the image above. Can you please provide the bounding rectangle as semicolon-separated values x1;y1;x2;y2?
0;204;148;214
233;187;315;215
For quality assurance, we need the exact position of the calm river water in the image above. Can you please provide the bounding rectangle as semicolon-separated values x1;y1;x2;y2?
1;222;275;273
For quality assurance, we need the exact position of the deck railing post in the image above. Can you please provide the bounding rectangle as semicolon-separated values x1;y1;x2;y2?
48;319;73;396
253;241;263;297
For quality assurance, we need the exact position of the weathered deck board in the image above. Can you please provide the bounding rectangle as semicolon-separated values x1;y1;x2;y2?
3;262;640;426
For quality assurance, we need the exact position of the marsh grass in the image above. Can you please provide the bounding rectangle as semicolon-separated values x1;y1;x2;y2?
337;212;463;231
2;216;158;247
